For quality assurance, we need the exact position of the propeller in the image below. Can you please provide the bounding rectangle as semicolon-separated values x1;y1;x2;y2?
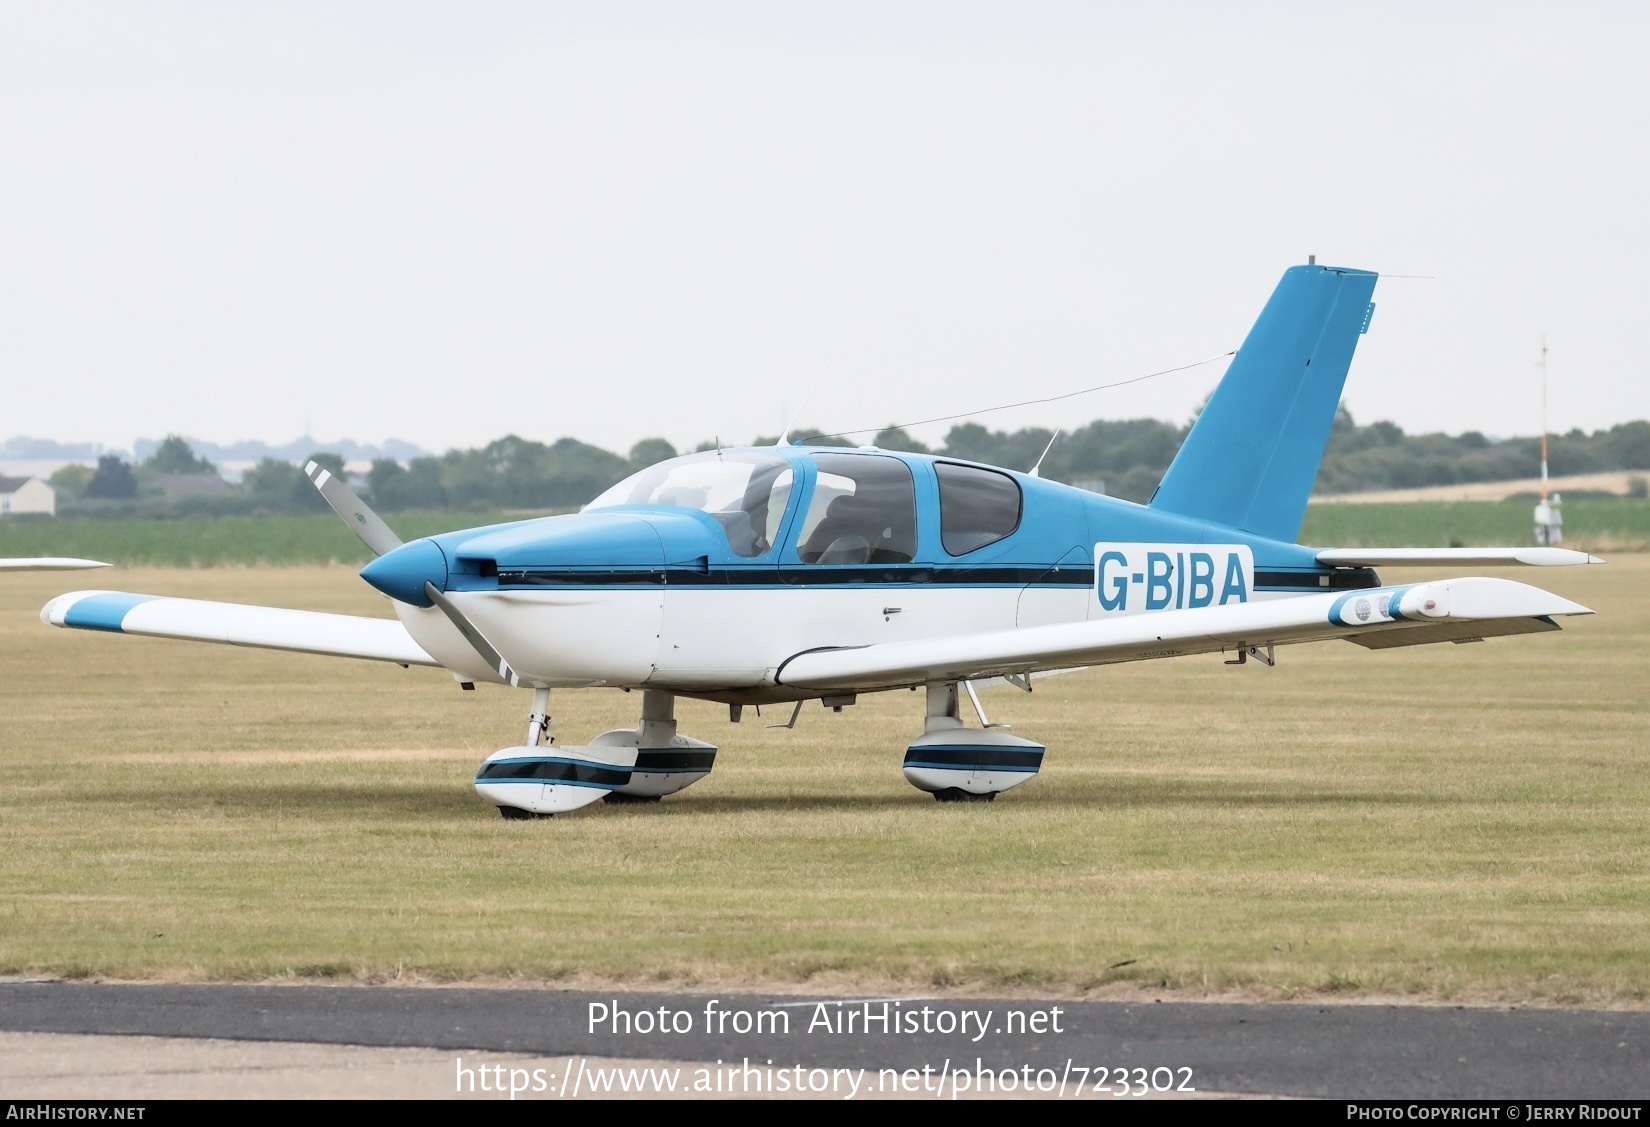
304;461;403;557
423;581;524;687
305;461;530;686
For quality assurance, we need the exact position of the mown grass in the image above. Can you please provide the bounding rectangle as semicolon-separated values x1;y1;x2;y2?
1;560;1646;1004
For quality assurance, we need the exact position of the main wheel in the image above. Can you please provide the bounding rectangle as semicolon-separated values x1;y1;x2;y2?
498;806;551;820
932;788;996;803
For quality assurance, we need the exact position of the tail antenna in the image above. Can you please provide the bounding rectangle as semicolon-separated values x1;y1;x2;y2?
1028;428;1061;478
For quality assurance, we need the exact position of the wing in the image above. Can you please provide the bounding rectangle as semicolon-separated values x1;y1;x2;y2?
42;591;440;667
1;558;111;571
776;577;1591;692
1316;547;1602;567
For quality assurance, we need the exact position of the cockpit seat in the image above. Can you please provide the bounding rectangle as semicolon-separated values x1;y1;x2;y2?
800;495;910;564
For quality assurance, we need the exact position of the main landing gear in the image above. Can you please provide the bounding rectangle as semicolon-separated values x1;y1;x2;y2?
902;682;1045;802
473;689;718;819
476;680;1044;817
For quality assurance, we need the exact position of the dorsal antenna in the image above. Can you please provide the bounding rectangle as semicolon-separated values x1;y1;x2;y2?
1028;428;1061;478
776;374;824;447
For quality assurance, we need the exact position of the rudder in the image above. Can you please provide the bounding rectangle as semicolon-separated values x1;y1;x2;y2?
1150;263;1378;541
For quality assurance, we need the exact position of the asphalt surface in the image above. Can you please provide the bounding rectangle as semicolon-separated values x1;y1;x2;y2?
1;982;1645;1098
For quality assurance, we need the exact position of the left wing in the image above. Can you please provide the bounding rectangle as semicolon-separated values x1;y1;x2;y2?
777;577;1590;692
42;591;439;666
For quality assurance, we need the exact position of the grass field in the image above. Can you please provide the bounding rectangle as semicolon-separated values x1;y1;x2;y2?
1;560;1647;1005
3;497;1647;567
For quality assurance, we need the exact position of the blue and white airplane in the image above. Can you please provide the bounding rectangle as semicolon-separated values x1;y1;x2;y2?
42;263;1599;817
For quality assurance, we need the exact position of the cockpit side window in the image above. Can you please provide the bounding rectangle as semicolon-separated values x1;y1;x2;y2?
935;462;1022;555
796;454;918;564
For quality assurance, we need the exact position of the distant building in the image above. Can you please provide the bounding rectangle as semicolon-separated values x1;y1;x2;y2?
154;472;233;499
0;476;56;516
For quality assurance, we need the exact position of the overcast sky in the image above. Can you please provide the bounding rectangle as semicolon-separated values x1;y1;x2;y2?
2;1;1645;459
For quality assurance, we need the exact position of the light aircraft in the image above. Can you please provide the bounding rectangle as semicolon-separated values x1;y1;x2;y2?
41;263;1599;817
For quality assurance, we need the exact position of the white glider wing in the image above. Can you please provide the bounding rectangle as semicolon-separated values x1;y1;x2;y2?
777;578;1591;692
42;591;440;667
1317;547;1603;567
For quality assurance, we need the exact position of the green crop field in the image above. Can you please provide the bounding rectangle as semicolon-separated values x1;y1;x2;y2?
3;498;1646;568
0;511;547;568
1;560;1646;1005
1299;498;1650;551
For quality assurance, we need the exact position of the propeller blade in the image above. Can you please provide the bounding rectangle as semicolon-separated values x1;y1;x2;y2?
304;461;403;558
423;581;525;687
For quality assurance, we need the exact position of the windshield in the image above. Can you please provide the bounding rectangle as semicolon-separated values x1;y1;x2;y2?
584;451;794;558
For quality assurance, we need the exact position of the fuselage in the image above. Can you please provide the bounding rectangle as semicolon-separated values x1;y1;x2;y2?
358;446;1377;700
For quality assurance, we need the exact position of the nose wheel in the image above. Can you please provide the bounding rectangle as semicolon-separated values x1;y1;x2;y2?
476;690;715;817
931;787;997;803
498;805;551;820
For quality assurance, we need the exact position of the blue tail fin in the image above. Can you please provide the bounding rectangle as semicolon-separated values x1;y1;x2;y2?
1150;263;1378;541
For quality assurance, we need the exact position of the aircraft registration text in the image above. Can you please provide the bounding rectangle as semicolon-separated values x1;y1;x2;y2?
1092;543;1255;616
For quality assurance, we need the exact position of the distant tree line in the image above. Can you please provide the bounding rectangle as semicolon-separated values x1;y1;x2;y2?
42;413;1650;517
857;410;1650;502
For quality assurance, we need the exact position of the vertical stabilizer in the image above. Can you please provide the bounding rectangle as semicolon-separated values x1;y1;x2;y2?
1150;264;1378;541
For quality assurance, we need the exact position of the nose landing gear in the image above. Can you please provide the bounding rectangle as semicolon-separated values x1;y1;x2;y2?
475;689;715;819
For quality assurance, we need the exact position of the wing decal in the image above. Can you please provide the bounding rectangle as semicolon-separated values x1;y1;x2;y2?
61;592;160;632
42;590;440;667
776;577;1591;691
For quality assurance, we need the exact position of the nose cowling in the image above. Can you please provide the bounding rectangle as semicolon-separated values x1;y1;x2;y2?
360;537;448;607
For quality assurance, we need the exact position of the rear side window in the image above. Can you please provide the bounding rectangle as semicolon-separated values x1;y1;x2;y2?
936;462;1021;555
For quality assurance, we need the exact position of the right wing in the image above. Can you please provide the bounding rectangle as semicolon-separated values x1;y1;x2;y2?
1316;547;1602;567
777;577;1591;692
42;590;440;667
1;558;111;572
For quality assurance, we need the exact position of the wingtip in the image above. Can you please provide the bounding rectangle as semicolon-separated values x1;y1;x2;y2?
39;592;70;626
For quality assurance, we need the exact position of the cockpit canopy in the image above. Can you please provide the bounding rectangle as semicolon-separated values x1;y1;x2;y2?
584;451;793;558
586;448;1027;563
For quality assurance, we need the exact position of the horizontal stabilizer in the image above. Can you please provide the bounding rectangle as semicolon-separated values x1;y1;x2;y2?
776;577;1590;691
41;590;439;666
1317;547;1603;567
